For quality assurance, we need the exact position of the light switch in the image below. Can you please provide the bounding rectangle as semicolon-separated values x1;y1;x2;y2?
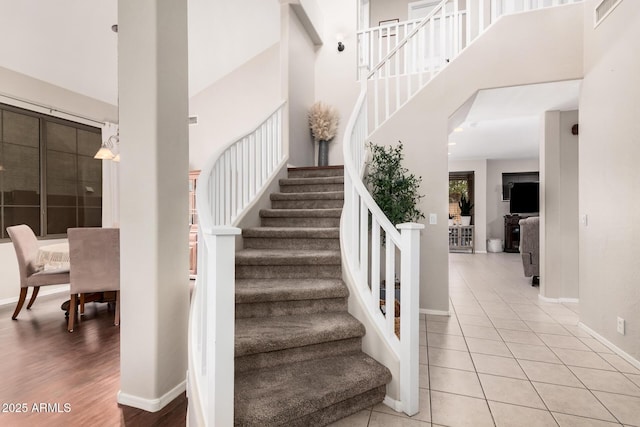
429;213;437;225
580;214;588;226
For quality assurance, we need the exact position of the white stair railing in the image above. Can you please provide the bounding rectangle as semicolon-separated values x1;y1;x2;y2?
344;0;583;417
187;101;287;426
359;0;583;130
342;91;425;416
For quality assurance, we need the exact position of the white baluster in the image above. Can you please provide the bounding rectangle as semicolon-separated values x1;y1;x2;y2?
385;240;395;337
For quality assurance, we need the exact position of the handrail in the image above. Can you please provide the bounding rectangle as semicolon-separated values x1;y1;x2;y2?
187;101;287;426
342;84;424;416
197;100;287;233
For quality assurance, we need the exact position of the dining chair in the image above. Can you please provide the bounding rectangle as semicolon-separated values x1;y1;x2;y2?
67;227;120;332
6;224;70;320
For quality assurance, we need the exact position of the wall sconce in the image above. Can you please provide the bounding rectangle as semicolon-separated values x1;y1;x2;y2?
336;34;345;52
94;133;120;161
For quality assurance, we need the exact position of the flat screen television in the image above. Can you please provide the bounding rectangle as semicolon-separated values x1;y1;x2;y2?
510;182;539;214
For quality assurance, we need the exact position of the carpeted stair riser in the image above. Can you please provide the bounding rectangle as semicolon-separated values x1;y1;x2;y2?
242;227;339;250
271;190;344;201
271;198;344;209
236;265;342;279
235;312;365;357
285;386;387;427
287;166;344;179
236;297;347;318
243;237;340;250
234;353;391;426
259;209;342;228
235;338;362;374
280;183;344;193
235;278;348;304
261;217;340;227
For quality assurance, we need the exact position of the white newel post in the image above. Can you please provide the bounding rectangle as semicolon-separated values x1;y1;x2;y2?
398;222;425;416
203;226;241;426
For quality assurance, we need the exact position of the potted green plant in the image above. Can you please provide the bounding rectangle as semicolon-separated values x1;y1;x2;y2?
308;102;339;166
365;141;425;226
458;194;473;226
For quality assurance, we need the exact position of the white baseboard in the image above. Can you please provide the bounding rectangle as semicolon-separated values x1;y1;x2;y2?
0;285;70;308
382;395;403;412
537;294;579;304
578;322;640;371
117;379;186;412
420;308;451;316
475;250;487;254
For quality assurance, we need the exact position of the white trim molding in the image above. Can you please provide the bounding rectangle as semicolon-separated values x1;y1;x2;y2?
117;380;186;413
420;308;451;316
579;322;640;371
382;395;403;412
538;294;579;304
0;285;70;308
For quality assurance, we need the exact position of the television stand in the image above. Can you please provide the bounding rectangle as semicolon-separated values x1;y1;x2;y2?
504;214;521;253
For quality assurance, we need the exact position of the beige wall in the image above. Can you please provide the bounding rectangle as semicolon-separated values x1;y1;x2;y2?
286;8;317;167
188;44;281;171
370;0;414;25
486;158;539;241
579;0;640;359
315;0;360;167
370;4;583;312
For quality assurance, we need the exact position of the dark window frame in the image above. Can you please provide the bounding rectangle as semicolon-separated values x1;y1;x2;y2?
0;102;102;241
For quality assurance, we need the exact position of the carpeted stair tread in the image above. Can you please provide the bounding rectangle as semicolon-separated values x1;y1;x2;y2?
270;191;344;201
287;165;344;179
259;208;342;218
234;353;392;426
236;249;340;265
236;312;365;356
236;278;347;303
280;176;344;186
242;227;339;239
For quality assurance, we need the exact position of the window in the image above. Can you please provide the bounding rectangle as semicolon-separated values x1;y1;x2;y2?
0;103;102;239
502;172;539;201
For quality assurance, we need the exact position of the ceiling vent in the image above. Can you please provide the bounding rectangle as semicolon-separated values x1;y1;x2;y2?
595;0;623;27
188;115;198;125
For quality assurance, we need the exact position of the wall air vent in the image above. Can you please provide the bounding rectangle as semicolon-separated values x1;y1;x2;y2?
188;115;198;125
595;0;623;27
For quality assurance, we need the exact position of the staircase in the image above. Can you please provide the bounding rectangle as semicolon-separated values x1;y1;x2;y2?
233;165;392;426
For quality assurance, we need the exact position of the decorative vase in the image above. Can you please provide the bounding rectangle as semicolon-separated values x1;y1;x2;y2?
318;140;329;166
461;216;471;226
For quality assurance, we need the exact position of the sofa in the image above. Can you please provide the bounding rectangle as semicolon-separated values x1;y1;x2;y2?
519;216;539;286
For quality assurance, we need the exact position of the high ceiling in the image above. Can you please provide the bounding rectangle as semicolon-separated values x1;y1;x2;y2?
448;80;581;161
0;0;118;104
0;0;280;106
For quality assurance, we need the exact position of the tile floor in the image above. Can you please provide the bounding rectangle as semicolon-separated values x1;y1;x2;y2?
328;252;640;426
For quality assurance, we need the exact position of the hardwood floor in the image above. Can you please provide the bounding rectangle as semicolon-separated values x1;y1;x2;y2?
0;292;187;427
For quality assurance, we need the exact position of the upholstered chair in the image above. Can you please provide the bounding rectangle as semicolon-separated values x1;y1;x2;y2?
7;224;70;320
67;227;120;332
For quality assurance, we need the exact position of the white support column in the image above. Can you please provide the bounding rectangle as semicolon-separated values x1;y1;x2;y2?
117;0;190;412
398;222;424;416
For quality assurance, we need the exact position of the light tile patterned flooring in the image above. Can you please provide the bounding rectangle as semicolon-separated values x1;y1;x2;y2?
329;252;640;427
